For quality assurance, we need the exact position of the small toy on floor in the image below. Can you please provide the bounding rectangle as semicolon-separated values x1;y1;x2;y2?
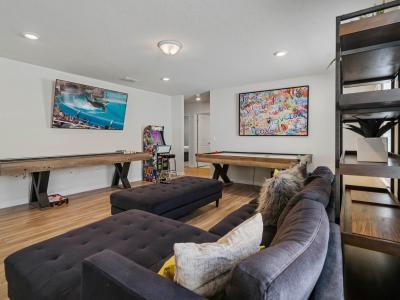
48;194;69;207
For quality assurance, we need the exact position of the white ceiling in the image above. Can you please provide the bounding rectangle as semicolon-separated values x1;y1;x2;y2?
0;0;376;97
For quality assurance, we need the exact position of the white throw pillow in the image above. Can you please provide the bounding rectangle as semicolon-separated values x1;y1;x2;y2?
174;213;263;297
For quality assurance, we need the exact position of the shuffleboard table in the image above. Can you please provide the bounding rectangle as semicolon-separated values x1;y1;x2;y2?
0;151;150;208
196;151;312;184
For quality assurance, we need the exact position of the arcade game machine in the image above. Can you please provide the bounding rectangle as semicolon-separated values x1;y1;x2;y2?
142;125;175;182
156;145;175;183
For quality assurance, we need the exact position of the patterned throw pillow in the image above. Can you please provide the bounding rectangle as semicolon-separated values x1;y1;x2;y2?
257;173;303;226
173;213;263;298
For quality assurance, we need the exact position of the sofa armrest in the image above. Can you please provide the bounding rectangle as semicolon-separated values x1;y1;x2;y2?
81;250;204;300
310;223;344;300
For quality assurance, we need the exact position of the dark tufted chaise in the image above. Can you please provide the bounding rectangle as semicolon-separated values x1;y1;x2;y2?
5;167;343;300
110;176;223;218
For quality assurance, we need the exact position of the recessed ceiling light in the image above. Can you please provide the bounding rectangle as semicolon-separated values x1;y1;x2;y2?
23;32;40;40
161;77;170;81
195;94;201;101
273;50;288;57
158;40;183;56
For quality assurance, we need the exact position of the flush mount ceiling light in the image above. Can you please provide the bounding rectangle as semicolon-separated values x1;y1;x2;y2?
161;77;170;81
23;32;40;40
273;50;288;57
157;40;183;56
195;94;201;101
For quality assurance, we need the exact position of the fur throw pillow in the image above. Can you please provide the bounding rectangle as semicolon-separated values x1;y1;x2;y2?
257;173;303;226
279;156;308;182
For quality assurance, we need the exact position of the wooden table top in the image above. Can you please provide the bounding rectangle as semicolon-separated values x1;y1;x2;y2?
0;152;151;176
196;151;312;169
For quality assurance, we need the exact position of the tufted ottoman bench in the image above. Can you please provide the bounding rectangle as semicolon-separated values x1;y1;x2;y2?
110;176;223;219
5;209;218;300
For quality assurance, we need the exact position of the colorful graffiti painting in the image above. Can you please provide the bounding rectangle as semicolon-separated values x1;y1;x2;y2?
239;86;309;136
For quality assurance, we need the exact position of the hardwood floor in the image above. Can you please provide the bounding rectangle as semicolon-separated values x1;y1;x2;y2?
184;166;211;178
0;178;259;299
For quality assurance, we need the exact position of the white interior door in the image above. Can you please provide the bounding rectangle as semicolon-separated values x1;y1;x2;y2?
188;115;196;167
197;113;210;167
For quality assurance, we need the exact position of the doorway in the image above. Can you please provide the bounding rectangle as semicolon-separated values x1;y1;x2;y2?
184;113;211;168
184;92;211;177
196;113;211;167
183;95;211;176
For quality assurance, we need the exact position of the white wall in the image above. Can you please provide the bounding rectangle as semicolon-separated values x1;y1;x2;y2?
184;101;210;115
187;115;197;167
0;58;172;208
184;116;190;146
210;72;335;185
171;95;184;175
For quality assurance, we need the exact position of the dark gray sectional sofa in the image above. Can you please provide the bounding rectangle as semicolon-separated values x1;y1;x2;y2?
5;167;343;300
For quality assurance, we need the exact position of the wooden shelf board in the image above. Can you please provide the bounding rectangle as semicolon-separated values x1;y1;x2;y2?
340;151;400;178
342;109;400;122
341;186;400;256
341;231;400;257
351;203;400;243
340;10;400;51
342;44;400;84
339;89;400;110
343;175;389;188
351;189;400;207
340;10;400;35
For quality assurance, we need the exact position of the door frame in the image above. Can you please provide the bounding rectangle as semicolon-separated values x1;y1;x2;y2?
196;112;210;168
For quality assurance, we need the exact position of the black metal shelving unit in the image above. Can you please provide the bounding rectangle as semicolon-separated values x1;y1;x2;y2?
336;2;400;298
336;0;400;242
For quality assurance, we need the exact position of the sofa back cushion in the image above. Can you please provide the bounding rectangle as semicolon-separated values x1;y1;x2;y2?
224;199;329;300
304;166;334;185
209;202;257;237
277;174;332;228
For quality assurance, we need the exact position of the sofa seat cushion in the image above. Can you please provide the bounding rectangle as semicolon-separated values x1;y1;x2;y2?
208;201;276;247
5;209;218;300
209;203;257;237
110;176;223;215
225;199;329;300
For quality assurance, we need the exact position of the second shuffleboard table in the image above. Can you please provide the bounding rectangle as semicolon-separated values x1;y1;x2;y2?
0;151;150;208
196;151;312;184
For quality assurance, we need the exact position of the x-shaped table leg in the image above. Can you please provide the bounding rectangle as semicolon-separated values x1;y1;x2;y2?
212;164;232;184
112;162;131;188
